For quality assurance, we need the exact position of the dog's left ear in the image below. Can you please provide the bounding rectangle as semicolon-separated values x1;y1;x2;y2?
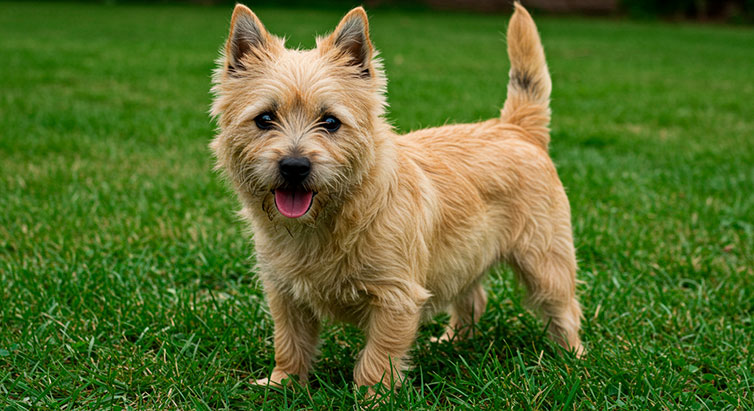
319;7;373;77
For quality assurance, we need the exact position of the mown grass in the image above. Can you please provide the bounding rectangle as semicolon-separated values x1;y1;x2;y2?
1;1;753;409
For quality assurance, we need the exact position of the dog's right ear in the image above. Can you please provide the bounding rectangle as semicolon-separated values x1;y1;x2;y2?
225;4;271;74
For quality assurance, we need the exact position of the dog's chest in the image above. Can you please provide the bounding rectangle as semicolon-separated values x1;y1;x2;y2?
290;273;369;323
261;247;372;324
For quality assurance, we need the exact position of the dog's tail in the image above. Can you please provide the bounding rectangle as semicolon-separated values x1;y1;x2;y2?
500;2;551;150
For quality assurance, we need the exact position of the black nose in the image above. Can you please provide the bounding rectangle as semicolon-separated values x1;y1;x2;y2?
278;156;311;185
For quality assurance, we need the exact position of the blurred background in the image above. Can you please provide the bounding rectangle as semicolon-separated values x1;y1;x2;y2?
2;0;752;408
66;0;754;23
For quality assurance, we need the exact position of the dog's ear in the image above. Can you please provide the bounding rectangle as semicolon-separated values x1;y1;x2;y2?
225;4;272;74
319;7;374;77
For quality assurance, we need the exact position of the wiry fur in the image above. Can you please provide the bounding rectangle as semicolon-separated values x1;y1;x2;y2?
210;2;583;392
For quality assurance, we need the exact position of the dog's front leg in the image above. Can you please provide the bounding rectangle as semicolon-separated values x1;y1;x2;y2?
354;303;421;391
255;286;320;387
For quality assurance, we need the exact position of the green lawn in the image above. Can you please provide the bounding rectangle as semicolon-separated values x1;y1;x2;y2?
1;1;753;408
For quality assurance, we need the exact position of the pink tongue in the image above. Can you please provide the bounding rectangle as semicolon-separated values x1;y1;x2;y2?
274;189;314;218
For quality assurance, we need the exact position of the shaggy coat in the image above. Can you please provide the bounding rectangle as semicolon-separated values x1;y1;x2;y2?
211;2;583;390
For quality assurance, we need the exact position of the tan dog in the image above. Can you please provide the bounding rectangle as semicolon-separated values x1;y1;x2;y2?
210;2;583;391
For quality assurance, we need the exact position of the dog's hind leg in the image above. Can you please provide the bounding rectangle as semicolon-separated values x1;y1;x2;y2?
509;234;584;357
433;281;488;342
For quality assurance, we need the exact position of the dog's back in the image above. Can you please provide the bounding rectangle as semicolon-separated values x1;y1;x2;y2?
393;3;583;354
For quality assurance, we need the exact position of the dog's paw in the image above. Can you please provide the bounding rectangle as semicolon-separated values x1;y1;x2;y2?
572;343;586;359
251;376;281;387
250;369;294;387
429;334;451;344
430;327;461;344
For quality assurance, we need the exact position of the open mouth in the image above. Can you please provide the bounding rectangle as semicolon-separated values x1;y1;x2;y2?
273;187;315;219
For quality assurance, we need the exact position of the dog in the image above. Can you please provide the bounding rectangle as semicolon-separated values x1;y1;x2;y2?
210;2;583;392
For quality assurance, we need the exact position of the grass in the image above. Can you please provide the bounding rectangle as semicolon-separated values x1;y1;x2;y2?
1;1;753;408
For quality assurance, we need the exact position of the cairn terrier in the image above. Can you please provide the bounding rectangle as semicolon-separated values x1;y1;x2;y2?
210;2;583;391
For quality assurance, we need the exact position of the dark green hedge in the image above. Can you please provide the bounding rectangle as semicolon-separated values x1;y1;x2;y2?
621;0;754;23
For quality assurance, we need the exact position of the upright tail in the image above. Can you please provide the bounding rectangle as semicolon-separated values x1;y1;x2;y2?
500;2;552;150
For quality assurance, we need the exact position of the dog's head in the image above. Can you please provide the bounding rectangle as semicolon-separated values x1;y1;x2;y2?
211;5;387;224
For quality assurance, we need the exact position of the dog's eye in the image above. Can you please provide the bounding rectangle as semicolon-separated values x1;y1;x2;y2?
254;112;275;130
321;115;341;133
